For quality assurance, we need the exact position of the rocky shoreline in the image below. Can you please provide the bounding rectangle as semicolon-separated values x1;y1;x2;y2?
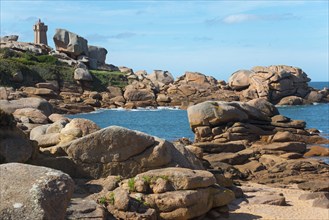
1;32;329;219
1;96;328;219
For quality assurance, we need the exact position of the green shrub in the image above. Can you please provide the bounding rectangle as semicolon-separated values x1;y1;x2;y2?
0;48;19;59
108;192;115;205
128;178;135;192
0;50;128;92
11;57;37;65
36;55;58;64
98;197;107;205
90;70;128;91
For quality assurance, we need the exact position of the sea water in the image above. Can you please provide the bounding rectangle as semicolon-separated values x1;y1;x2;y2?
68;104;329;142
69;107;194;141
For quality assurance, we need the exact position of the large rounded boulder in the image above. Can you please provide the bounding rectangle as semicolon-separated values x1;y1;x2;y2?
0;163;74;219
228;70;252;90
147;70;174;87
187;101;252;129
64;126;203;178
53;28;89;58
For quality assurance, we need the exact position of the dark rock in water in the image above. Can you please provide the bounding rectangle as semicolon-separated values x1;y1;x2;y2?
277;96;304;105
304;91;324;103
304;146;329;157
0;163;74;219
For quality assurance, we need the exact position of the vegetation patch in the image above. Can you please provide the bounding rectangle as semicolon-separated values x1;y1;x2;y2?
0;49;74;88
128;178;136;192
90;69;128;91
0;49;128;92
142;175;169;184
98;192;115;206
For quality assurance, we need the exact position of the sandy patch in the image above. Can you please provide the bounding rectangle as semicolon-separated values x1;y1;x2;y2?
220;182;329;220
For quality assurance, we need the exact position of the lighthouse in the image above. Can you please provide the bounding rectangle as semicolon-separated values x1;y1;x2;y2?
33;19;48;45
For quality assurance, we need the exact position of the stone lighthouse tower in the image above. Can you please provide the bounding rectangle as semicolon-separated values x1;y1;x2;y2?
33;19;48;45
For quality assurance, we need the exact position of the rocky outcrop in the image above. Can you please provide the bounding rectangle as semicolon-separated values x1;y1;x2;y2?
229;65;312;104
0;35;19;42
147;70;174;88
0;41;51;54
0;163;74;219
187;99;329;185
13;107;49;124
123;81;156;108
74;67;93;81
105;167;235;219
53;29;89;58
88;45;108;69
162;71;238;108
30;117;99;149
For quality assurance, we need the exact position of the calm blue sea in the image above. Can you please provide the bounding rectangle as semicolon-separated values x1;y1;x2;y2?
309;81;329;90
68;82;329;163
68;104;329;142
69;107;194;140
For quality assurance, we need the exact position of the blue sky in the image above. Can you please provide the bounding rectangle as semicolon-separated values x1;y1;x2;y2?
1;0;328;81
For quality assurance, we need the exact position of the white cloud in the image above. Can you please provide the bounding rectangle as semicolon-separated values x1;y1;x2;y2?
221;13;299;24
222;14;259;24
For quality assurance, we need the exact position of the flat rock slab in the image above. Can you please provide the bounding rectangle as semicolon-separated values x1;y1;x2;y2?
194;141;246;153
204;152;250;165
66;198;107;219
248;194;287;206
312;197;329;209
262;142;306;153
135;167;216;190
299;192;329;200
298;181;329;192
